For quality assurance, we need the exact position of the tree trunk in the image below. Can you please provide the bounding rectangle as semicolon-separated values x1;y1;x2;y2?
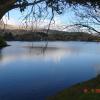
0;13;4;20
0;10;7;19
0;0;16;20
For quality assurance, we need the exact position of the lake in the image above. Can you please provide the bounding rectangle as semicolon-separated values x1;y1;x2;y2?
0;41;100;100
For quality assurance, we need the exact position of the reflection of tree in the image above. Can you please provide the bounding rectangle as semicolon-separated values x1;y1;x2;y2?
41;42;48;55
27;44;81;58
28;43;48;56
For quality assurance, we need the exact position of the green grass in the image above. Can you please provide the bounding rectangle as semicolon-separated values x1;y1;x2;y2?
0;36;7;48
47;75;100;100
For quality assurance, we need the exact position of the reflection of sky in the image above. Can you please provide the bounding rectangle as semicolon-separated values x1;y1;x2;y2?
1;47;71;64
0;41;100;66
0;44;75;65
1;48;67;64
0;42;100;100
0;41;100;72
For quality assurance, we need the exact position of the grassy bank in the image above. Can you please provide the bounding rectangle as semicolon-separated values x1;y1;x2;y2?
47;75;100;100
0;36;7;48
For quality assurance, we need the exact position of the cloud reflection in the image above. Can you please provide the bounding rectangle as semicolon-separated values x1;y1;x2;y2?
0;45;78;65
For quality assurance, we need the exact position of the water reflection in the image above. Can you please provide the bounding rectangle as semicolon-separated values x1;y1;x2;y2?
0;44;80;64
0;41;100;100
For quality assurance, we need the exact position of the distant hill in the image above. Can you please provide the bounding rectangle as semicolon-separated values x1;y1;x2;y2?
0;24;100;42
0;22;19;30
1;30;100;42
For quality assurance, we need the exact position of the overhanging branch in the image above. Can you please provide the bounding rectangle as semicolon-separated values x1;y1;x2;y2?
11;0;45;10
63;24;100;34
74;24;100;34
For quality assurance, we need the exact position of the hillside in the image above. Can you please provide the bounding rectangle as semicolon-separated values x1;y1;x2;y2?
1;30;100;42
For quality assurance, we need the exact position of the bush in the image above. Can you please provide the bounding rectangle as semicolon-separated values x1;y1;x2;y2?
0;36;7;48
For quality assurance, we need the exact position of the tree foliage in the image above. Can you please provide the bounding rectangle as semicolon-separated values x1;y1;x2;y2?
0;0;100;34
0;0;100;19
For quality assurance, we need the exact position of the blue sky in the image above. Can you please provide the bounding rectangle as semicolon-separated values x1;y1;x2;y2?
3;6;76;30
3;5;99;33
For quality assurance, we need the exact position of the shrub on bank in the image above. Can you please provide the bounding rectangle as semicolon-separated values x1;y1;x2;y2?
0;36;7;48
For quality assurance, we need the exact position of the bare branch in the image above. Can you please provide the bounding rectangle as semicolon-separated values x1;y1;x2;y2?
12;0;45;10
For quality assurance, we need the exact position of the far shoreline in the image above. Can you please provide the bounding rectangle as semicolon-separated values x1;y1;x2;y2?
6;40;100;42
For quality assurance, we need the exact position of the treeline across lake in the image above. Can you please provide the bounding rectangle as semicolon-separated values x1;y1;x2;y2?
1;30;100;42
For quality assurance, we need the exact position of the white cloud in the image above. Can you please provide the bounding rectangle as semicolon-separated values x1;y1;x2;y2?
2;15;68;31
3;16;19;26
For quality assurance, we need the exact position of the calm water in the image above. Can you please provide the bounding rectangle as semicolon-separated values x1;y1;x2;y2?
0;41;100;100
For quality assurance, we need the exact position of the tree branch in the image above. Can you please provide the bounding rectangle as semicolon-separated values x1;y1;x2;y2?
74;24;100;34
11;0;45;10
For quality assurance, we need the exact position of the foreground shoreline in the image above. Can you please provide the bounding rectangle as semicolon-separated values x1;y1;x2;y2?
47;75;100;100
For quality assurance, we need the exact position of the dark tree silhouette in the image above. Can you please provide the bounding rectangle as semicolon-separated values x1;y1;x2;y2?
0;0;100;19
0;0;100;47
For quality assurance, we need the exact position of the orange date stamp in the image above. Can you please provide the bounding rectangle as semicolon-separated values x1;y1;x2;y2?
83;88;100;93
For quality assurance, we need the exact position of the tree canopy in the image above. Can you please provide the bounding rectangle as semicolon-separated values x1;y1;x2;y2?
0;0;100;34
0;0;100;19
